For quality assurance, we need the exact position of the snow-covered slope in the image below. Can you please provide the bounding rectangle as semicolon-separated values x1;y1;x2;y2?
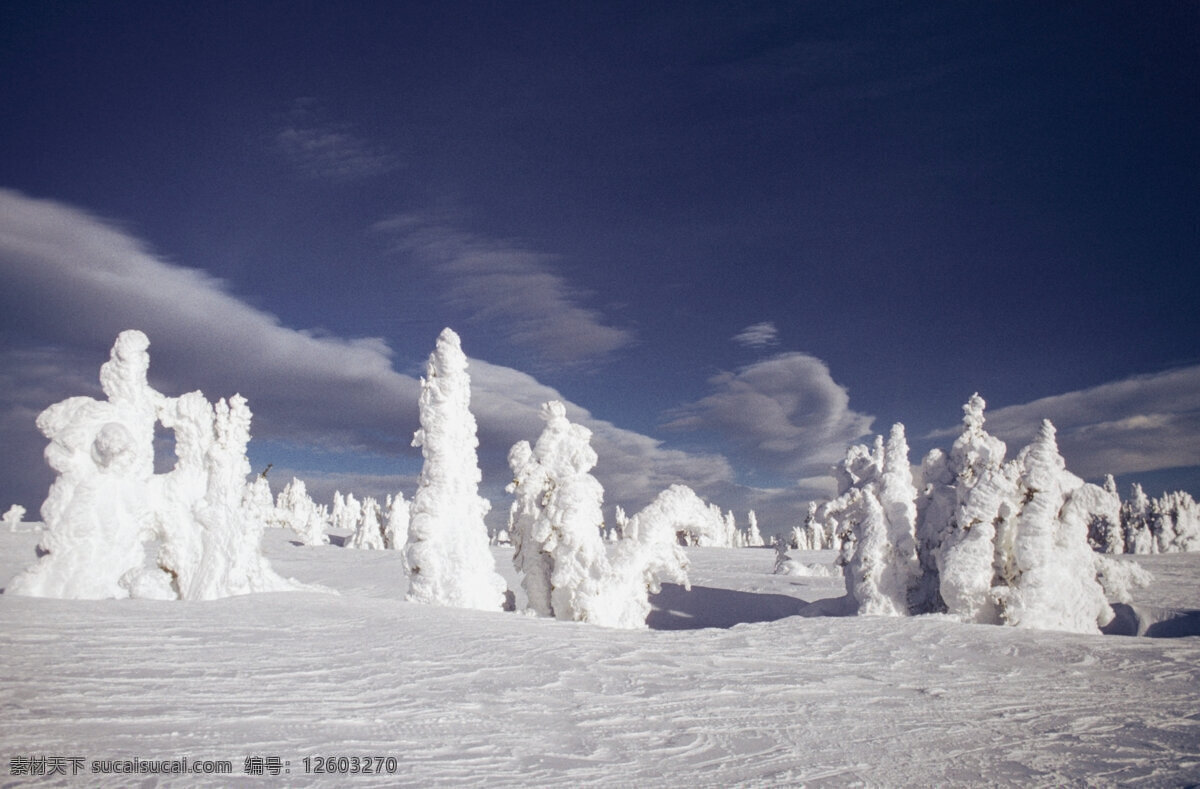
2;528;1198;787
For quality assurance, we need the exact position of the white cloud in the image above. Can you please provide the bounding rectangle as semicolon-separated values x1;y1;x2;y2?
732;321;780;348
274;98;398;180
926;368;1200;480
0;189;730;522
377;215;634;365
663;352;874;478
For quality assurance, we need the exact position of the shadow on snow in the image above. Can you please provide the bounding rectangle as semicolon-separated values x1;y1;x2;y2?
1102;604;1200;638
647;583;852;630
647;585;1200;638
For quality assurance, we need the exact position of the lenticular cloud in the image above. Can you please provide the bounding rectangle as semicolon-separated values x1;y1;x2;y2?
7;330;308;600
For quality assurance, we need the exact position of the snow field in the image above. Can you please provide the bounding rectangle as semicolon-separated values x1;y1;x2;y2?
3;529;1199;787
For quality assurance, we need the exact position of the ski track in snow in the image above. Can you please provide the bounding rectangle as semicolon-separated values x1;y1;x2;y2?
2;530;1199;787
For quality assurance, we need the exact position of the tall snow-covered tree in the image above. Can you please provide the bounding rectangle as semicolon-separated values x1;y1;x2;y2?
746;510;765;547
384;491;410;551
1000;421;1112;634
879;424;922;607
404;328;507;611
507;438;555;616
833;426;920;616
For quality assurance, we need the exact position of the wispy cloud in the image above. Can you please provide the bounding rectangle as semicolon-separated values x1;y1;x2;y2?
377;215;634;365
0;189;721;520
274;98;399;180
927;368;1200;481
663;351;874;478
732;321;780;349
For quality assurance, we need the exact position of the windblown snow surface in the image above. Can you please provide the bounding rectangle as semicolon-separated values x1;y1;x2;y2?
2;527;1199;787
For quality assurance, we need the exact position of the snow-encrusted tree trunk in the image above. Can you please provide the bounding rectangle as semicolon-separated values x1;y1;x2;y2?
404;328;506;611
1001;421;1112;633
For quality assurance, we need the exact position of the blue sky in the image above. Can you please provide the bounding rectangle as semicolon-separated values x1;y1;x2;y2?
2;2;1198;533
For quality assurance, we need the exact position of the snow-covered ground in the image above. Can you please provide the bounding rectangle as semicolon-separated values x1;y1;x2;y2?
2;528;1199;787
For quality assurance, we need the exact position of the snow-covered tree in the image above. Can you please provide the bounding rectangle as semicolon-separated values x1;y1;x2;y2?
348;497;386;550
276;478;329;546
404;328;507;611
508;402;689;628
9;331;162;598
154;392;301;600
745;510;765;547
999;421;1112;634
613;505;628;540
1160;491;1200;552
3;505;26;532
331;491;363;534
878;424;922;606
1087;475;1125;554
507;438;555;616
1073;478;1124;554
825;426;922;616
383;491;410;550
509;401;609;621
1121;484;1154;554
8;330;303;601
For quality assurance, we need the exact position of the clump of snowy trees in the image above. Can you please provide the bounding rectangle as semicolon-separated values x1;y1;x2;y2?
7;331;306;601
795;395;1153;634
1112;485;1200;554
507;401;690;627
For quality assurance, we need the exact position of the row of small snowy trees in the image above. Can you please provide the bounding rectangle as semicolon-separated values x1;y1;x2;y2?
784;395;1152;634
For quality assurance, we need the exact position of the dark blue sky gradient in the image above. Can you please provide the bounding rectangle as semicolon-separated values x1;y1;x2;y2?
2;2;1198;523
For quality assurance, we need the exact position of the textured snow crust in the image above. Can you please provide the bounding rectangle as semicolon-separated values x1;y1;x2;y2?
2;528;1199;788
